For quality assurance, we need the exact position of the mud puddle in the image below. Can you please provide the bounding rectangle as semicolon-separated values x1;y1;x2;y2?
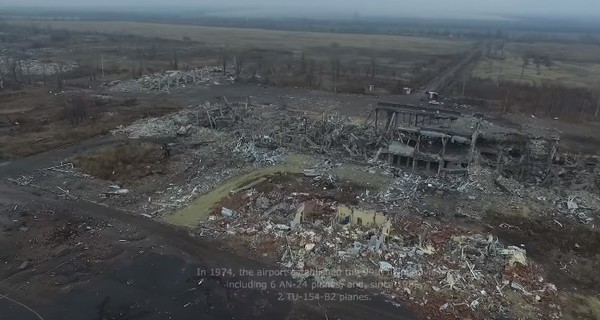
163;155;390;227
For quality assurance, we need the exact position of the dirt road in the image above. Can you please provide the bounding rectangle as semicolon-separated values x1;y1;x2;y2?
424;44;483;93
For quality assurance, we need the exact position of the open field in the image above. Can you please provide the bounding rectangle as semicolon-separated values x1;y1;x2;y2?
8;20;473;54
0;88;180;158
473;42;600;88
0;19;478;93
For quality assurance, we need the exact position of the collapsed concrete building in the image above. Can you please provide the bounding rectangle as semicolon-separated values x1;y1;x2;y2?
367;102;560;183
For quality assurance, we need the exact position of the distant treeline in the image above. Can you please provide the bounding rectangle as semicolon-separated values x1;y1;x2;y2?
3;8;600;43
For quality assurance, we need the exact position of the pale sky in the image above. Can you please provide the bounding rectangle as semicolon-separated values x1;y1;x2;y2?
1;0;599;19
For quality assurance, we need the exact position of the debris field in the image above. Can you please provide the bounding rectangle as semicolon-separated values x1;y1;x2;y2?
6;91;599;319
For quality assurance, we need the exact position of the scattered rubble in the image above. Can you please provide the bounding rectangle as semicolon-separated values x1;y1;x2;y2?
196;182;562;319
6;94;599;319
104;67;235;93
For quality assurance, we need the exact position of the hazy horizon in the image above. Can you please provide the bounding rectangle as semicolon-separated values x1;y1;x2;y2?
1;0;600;20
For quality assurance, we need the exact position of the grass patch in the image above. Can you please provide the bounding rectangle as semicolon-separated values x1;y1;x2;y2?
73;142;165;182
472;41;600;88
334;165;391;190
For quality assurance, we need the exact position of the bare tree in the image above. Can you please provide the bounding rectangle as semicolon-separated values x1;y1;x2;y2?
100;55;105;80
17;57;23;83
83;58;98;83
330;56;341;93
369;56;377;80
303;58;319;88
219;47;228;76
6;57;19;84
135;48;145;77
25;60;32;85
170;49;178;70
520;55;529;81
148;42;157;59
595;83;600;119
234;51;244;80
64;93;92;126
54;64;64;91
270;60;284;87
254;54;264;81
502;86;511;114
42;64;47;85
299;51;307;74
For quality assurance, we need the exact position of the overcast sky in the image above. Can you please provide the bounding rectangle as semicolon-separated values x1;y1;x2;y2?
1;0;599;19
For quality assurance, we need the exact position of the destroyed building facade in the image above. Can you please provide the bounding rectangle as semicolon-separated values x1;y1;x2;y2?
368;102;559;183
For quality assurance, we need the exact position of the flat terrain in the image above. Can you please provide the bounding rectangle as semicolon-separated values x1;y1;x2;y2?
0;89;180;159
11;20;472;54
473;42;600;88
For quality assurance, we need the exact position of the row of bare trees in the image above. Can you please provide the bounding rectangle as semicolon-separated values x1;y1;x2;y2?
215;45;424;95
0;54;67;91
451;77;600;120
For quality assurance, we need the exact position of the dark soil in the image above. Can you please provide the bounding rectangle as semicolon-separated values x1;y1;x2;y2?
485;213;600;293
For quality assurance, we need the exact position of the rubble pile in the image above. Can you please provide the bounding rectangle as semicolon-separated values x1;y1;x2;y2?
301;114;380;157
198;180;562;319
104;66;234;92
113;100;382;161
242;111;382;161
0;48;78;76
233;140;283;166
112;101;247;138
553;155;600;192
366;172;466;211
110;99;599;227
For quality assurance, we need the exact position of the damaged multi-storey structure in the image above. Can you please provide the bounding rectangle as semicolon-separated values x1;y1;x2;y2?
367;102;560;183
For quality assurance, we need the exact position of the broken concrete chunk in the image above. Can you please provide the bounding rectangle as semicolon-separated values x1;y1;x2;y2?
349;242;362;256
379;261;394;273
567;200;579;210
221;207;237;218
494;176;522;195
394;264;423;279
304;243;316;252
510;281;531;295
418;244;436;255
108;188;129;195
274;224;291;231
177;124;193;136
501;246;528;267
18;261;29;270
